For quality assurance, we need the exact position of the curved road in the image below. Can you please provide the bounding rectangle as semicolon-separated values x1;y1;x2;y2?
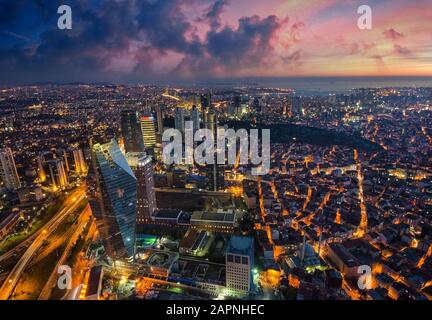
0;189;85;300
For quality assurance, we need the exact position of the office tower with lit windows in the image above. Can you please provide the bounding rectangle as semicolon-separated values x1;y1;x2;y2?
47;159;69;190
226;236;254;296
292;96;303;117
156;105;164;134
253;97;262;113
86;139;137;259
233;95;242;116
46;159;69;191
136;154;157;224
140;115;157;148
72;148;87;176
0;147;21;190
201;93;212;128
62;150;71;173
36;153;68;190
174;108;185;134
203;108;224;191
200;93;211;110
206;162;225;191
120;110;145;153
191;105;200;132
62;148;87;176
204;107;216;134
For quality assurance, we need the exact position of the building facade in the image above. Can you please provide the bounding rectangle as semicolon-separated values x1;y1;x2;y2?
120;110;145;153
86;139;137;259
174;108;185;134
225;236;254;296
140;115;157;148
0;147;21;190
136;154;157;224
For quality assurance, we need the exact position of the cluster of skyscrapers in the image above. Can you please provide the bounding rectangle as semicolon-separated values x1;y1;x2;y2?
174;94;225;191
87;109;159;259
85;93;228;260
35;148;87;191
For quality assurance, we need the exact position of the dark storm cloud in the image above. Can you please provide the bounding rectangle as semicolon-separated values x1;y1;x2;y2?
0;0;27;27
0;0;291;84
201;0;229;30
206;15;285;65
174;14;287;76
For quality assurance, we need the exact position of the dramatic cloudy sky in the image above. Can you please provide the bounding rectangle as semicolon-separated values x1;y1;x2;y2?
0;0;431;84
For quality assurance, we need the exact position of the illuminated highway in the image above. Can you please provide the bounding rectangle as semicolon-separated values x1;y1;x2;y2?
0;188;86;300
38;205;93;300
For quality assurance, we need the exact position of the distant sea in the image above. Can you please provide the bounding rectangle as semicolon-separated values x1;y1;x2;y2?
174;77;432;96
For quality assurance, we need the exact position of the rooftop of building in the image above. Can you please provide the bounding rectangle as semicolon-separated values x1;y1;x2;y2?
227;236;253;256
154;208;183;220
86;265;103;297
191;210;235;223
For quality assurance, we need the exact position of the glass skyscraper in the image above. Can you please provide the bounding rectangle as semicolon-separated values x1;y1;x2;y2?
86;138;137;259
120;110;145;153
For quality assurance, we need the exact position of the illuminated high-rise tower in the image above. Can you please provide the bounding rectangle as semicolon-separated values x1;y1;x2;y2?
120;110;145;153
292;96;303;117
174;108;185;134
226;236;254;295
0;147;21;190
86;139;137;259
191;105;200;132
46;159;68;191
156;105;164;134
200;93;211;110
61;148;87;176
233;95;241;116
136;154;157;224
204;108;224;191
72;148;87;176
36;153;68;190
140;115;157;148
201;93;211;128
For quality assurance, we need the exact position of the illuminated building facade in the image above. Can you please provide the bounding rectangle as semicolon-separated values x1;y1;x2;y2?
120;110;145;153
62;148;87;176
36;153;68;190
140;115;157;148
72;148;87;175
206;163;225;191
191;105;200;132
156;105;164;134
174;108;185;134
86;139;137;259
226;236;254;295
233;95;241;116
46;159;69;191
136;154;157;224
292;96;303;117
0;147;21;190
202;107;224;191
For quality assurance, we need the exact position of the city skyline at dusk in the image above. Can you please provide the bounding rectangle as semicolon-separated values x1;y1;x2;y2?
1;0;432;309
1;0;432;85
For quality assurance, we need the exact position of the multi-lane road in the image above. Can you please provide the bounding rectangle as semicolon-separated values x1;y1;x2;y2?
0;188;86;300
38;205;93;300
